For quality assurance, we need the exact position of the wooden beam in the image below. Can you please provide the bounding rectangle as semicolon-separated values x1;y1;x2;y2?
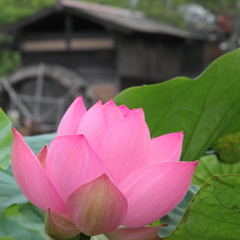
70;37;115;50
33;63;45;123
21;39;67;52
1;79;33;120
21;37;115;52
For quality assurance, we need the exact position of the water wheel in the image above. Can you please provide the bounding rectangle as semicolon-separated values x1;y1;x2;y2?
0;63;95;134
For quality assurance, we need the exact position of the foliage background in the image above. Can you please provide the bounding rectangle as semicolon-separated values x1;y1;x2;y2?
0;0;238;28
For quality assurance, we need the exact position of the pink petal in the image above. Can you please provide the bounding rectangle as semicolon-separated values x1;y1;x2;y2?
57;96;86;136
149;132;183;164
103;100;124;127
11;129;67;216
37;145;48;169
118;105;131;116
117;105;145;119
124;108;145;120
66;174;128;236
76;101;106;144
105;226;161;240
45;208;80;239
45;134;115;202
119;161;198;227
92;112;151;184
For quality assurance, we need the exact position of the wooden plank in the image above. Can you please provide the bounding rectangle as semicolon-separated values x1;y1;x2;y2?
21;39;67;52
21;37;115;52
70;37;115;50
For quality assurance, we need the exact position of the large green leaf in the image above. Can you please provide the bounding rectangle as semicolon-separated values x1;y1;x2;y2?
161;175;240;240
0;109;13;169
0;204;44;240
0;167;28;212
192;154;240;186
17;204;45;238
114;49;240;162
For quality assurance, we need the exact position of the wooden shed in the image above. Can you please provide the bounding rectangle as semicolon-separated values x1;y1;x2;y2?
0;0;206;132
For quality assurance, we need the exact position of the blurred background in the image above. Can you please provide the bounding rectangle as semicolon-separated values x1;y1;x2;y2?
0;0;238;135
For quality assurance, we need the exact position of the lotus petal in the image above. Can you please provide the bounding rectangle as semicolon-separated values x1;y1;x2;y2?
119;161;198;227
149;132;183;164
66;174;128;236
92;112;151;183
57;96;86;136
37;145;48;169
12;128;67;216
45;208;80;239
124;108;145;119
45;134;115;202
103;100;124;127
118;105;131;116
76;101;106;144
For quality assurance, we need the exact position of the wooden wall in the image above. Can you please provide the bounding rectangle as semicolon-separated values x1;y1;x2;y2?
117;35;182;80
21;50;116;85
117;34;204;90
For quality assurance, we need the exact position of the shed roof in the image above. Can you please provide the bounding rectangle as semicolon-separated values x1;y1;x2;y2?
0;0;205;40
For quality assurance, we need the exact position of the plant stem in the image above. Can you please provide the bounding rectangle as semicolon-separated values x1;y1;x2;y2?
79;233;91;240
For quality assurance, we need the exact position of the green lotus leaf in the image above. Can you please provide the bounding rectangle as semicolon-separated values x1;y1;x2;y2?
0;109;13;169
161;175;240;240
192;154;240;186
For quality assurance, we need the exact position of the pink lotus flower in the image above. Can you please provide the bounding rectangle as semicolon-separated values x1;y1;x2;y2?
12;97;198;240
